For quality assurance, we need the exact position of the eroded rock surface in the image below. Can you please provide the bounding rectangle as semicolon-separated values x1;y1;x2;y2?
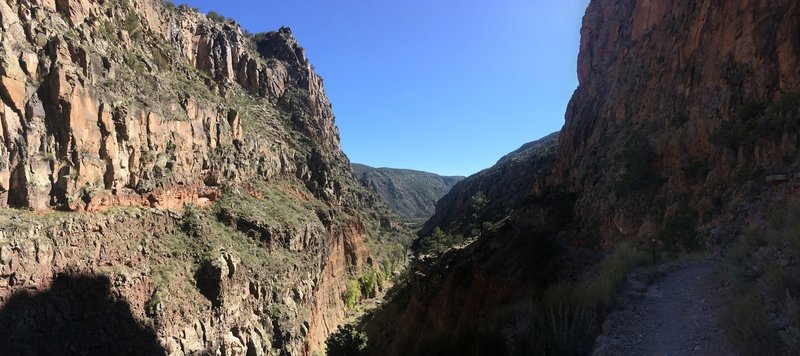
0;0;407;355
559;0;800;244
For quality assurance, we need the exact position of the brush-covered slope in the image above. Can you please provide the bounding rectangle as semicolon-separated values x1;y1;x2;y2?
351;163;463;221
0;0;408;355
418;132;560;239
362;133;574;355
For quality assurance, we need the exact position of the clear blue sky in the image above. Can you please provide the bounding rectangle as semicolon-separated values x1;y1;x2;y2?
179;1;589;176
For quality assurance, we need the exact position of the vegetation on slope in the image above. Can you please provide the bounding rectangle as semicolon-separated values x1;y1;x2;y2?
720;201;800;355
352;164;464;222
714;92;800;152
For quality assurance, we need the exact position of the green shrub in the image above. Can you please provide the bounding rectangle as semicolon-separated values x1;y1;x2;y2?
251;32;269;43
325;324;367;356
532;241;650;355
542;281;579;310
712;102;766;149
123;12;142;39
99;21;117;40
358;267;382;299
766;201;800;250
537;301;597;355
144;288;165;317
721;202;800;355
470;191;488;212
207;11;227;23
728;292;781;355
787;291;800;322
714;93;800;150
176;4;196;12
342;280;361;309
160;0;176;10
214;180;325;229
152;47;173;70
124;51;148;73
584;241;651;309
417;227;465;256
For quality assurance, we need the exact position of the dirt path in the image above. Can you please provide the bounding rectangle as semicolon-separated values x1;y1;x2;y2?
593;259;738;356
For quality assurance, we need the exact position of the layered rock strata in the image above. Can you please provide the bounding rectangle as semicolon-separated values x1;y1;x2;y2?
0;0;405;354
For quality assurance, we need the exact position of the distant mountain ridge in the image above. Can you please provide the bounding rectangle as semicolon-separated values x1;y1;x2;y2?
352;164;464;220
418;131;560;238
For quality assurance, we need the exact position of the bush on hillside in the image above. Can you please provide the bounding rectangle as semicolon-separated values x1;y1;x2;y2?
721;201;800;355
342;280;361;309
728;292;781;355
713;92;800;150
417;227;465;256
207;11;227;23
326;324;367;356
160;0;175;10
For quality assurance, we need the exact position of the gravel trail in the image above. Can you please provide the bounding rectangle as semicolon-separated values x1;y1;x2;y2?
594;259;738;356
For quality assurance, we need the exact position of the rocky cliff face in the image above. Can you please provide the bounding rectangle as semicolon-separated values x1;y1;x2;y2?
557;0;800;244
363;1;800;354
0;0;406;355
351;163;463;221
0;0;350;211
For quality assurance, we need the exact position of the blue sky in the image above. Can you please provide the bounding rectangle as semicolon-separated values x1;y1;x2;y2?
179;1;589;176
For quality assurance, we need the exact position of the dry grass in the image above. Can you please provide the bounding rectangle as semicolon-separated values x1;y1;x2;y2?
720;201;800;355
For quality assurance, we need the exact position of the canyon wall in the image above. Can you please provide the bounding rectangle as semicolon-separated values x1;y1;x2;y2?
0;0;352;211
363;1;800;354
558;0;800;243
0;0;405;354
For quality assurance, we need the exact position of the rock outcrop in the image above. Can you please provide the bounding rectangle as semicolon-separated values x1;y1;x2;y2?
0;0;355;211
0;0;407;355
351;163;463;221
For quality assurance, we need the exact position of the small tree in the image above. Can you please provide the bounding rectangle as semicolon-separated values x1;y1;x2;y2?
326;324;367;356
342;280;361;309
470;191;488;211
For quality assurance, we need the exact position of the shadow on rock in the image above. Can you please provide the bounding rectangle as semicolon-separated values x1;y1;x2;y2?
0;273;164;356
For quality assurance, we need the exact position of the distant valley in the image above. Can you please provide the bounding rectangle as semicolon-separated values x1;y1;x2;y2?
352;164;464;222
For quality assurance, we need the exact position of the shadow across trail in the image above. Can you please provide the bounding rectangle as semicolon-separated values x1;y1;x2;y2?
0;273;164;356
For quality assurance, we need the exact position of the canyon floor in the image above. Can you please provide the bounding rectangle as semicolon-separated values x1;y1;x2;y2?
595;258;738;356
